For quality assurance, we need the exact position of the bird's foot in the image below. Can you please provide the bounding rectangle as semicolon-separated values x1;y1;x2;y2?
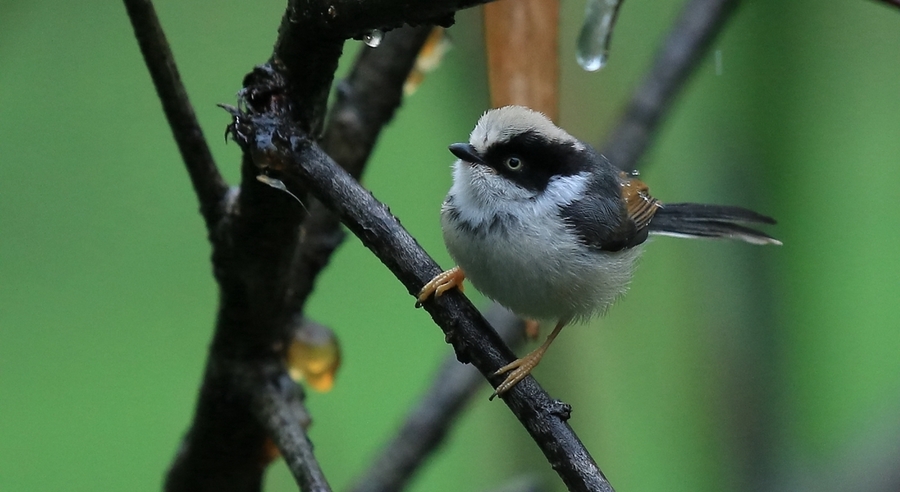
417;266;465;305
489;345;547;400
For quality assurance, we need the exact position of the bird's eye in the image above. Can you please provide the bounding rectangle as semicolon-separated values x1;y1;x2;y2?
504;156;523;171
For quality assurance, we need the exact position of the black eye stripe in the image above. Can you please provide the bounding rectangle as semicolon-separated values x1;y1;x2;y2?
481;131;594;192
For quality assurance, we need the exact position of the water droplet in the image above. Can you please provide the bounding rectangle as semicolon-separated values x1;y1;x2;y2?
363;29;383;48
286;320;341;392
576;0;623;72
577;49;607;72
326;5;337;19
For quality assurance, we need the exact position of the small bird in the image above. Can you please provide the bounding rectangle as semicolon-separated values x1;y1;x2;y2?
418;106;780;398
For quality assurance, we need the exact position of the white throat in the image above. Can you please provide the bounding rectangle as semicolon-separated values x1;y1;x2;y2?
447;160;589;227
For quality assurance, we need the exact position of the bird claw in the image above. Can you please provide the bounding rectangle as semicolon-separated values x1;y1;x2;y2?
488;347;546;400
488;320;566;400
416;266;465;305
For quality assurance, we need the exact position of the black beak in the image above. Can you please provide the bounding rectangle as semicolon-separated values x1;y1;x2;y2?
448;143;486;165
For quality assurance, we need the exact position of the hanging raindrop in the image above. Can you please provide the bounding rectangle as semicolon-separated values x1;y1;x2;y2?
363;29;383;48
576;0;624;72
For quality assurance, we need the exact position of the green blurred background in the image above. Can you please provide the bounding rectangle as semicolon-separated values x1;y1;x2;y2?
2;1;899;491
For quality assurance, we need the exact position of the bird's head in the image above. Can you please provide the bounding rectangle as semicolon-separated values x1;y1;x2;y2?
448;106;595;201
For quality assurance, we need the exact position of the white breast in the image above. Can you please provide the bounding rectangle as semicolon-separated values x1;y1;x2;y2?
441;162;641;322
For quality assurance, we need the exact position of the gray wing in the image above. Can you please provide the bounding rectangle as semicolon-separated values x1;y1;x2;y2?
558;173;658;251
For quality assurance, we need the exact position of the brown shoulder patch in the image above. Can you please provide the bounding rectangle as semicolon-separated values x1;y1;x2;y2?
619;172;661;230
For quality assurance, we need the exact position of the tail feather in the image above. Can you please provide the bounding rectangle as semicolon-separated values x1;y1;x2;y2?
649;203;781;246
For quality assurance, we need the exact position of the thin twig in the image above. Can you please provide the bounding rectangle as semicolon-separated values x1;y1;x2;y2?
348;305;527;492
601;0;740;171
249;366;331;492
226;97;614;491
123;0;228;230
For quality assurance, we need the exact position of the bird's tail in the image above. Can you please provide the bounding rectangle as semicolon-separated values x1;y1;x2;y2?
648;203;781;246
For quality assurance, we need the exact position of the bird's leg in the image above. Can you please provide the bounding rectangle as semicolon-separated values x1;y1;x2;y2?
417;266;465;304
490;319;567;399
524;319;541;341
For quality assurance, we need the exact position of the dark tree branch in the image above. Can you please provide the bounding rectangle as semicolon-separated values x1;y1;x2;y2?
124;0;228;230
601;0;739;171
162;13;437;492
164;362;269;492
249;366;331;492
269;0;487;133
271;10;343;134
225;89;614;491
260;26;436;489
281;0;491;39
348;305;527;492
124;3;302;487
287;25;435;316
